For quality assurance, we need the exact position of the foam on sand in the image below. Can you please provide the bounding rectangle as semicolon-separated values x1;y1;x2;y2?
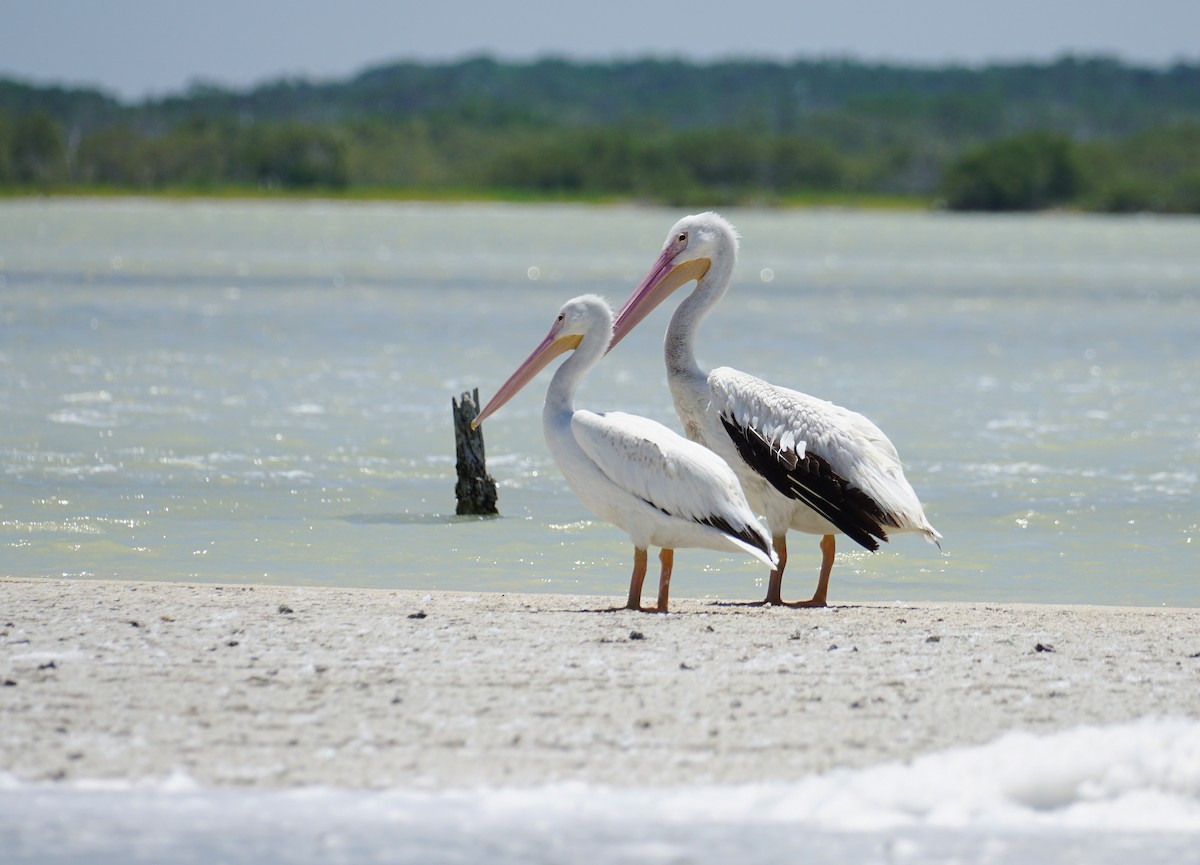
2;719;1198;865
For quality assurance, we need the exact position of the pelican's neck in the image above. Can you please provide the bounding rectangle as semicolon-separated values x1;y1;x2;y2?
543;319;608;422
664;248;735;384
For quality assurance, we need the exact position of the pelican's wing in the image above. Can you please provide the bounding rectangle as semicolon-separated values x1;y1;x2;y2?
571;410;772;557
708;367;899;551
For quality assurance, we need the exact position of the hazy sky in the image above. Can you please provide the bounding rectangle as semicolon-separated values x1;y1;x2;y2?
3;0;1198;101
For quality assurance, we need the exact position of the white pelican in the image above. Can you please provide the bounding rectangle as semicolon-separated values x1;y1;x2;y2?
473;294;776;612
610;213;940;607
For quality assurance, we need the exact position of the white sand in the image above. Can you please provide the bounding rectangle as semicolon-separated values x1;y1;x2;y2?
2;577;1198;789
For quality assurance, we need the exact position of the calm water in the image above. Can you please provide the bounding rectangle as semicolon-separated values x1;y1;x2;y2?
1;199;1197;605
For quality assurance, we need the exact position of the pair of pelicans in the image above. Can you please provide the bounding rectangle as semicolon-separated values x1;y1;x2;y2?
474;212;940;612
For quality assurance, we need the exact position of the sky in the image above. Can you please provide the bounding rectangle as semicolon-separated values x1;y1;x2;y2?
2;0;1198;101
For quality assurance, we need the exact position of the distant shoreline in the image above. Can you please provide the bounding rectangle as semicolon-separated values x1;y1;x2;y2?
3;576;1198;790
0;186;933;210
7;57;1199;214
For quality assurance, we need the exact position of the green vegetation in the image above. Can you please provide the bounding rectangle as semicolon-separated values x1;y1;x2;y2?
2;56;1200;211
941;133;1082;211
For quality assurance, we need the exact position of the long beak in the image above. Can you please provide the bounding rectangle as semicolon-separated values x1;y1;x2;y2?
609;250;710;352
472;331;583;429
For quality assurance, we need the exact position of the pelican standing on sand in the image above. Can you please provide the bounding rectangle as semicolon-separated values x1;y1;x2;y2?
473;294;776;612
609;213;940;607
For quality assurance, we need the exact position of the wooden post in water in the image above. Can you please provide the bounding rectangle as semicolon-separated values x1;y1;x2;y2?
452;388;498;515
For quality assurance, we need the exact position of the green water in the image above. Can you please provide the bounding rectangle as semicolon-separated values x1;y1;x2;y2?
2;199;1197;605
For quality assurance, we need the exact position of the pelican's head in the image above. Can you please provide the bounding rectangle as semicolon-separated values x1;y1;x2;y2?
609;212;739;351
472;294;612;429
552;293;615;343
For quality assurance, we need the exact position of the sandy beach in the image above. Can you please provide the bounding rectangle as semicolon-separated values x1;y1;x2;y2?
3;576;1198;791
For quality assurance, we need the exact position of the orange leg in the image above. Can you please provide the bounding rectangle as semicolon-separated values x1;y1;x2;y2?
762;533;834;608
626;547;648;610
655;548;674;613
762;534;788;605
786;534;834;608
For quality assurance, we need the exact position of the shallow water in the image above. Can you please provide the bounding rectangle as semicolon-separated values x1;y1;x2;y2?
2;199;1197;605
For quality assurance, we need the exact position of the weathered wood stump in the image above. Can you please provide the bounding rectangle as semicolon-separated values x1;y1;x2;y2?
452;388;499;515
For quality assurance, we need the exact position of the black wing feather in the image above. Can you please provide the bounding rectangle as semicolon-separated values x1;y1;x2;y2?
642;499;772;559
720;413;890;552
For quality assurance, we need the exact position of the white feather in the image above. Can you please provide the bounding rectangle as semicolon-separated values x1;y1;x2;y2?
573;410;763;536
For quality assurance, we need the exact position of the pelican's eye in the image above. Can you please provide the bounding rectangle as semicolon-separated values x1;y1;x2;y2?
677;232;687;244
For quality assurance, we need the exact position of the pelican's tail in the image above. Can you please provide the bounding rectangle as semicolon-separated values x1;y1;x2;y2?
698;513;777;570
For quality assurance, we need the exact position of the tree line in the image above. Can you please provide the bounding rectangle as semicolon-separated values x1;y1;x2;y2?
2;56;1199;211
